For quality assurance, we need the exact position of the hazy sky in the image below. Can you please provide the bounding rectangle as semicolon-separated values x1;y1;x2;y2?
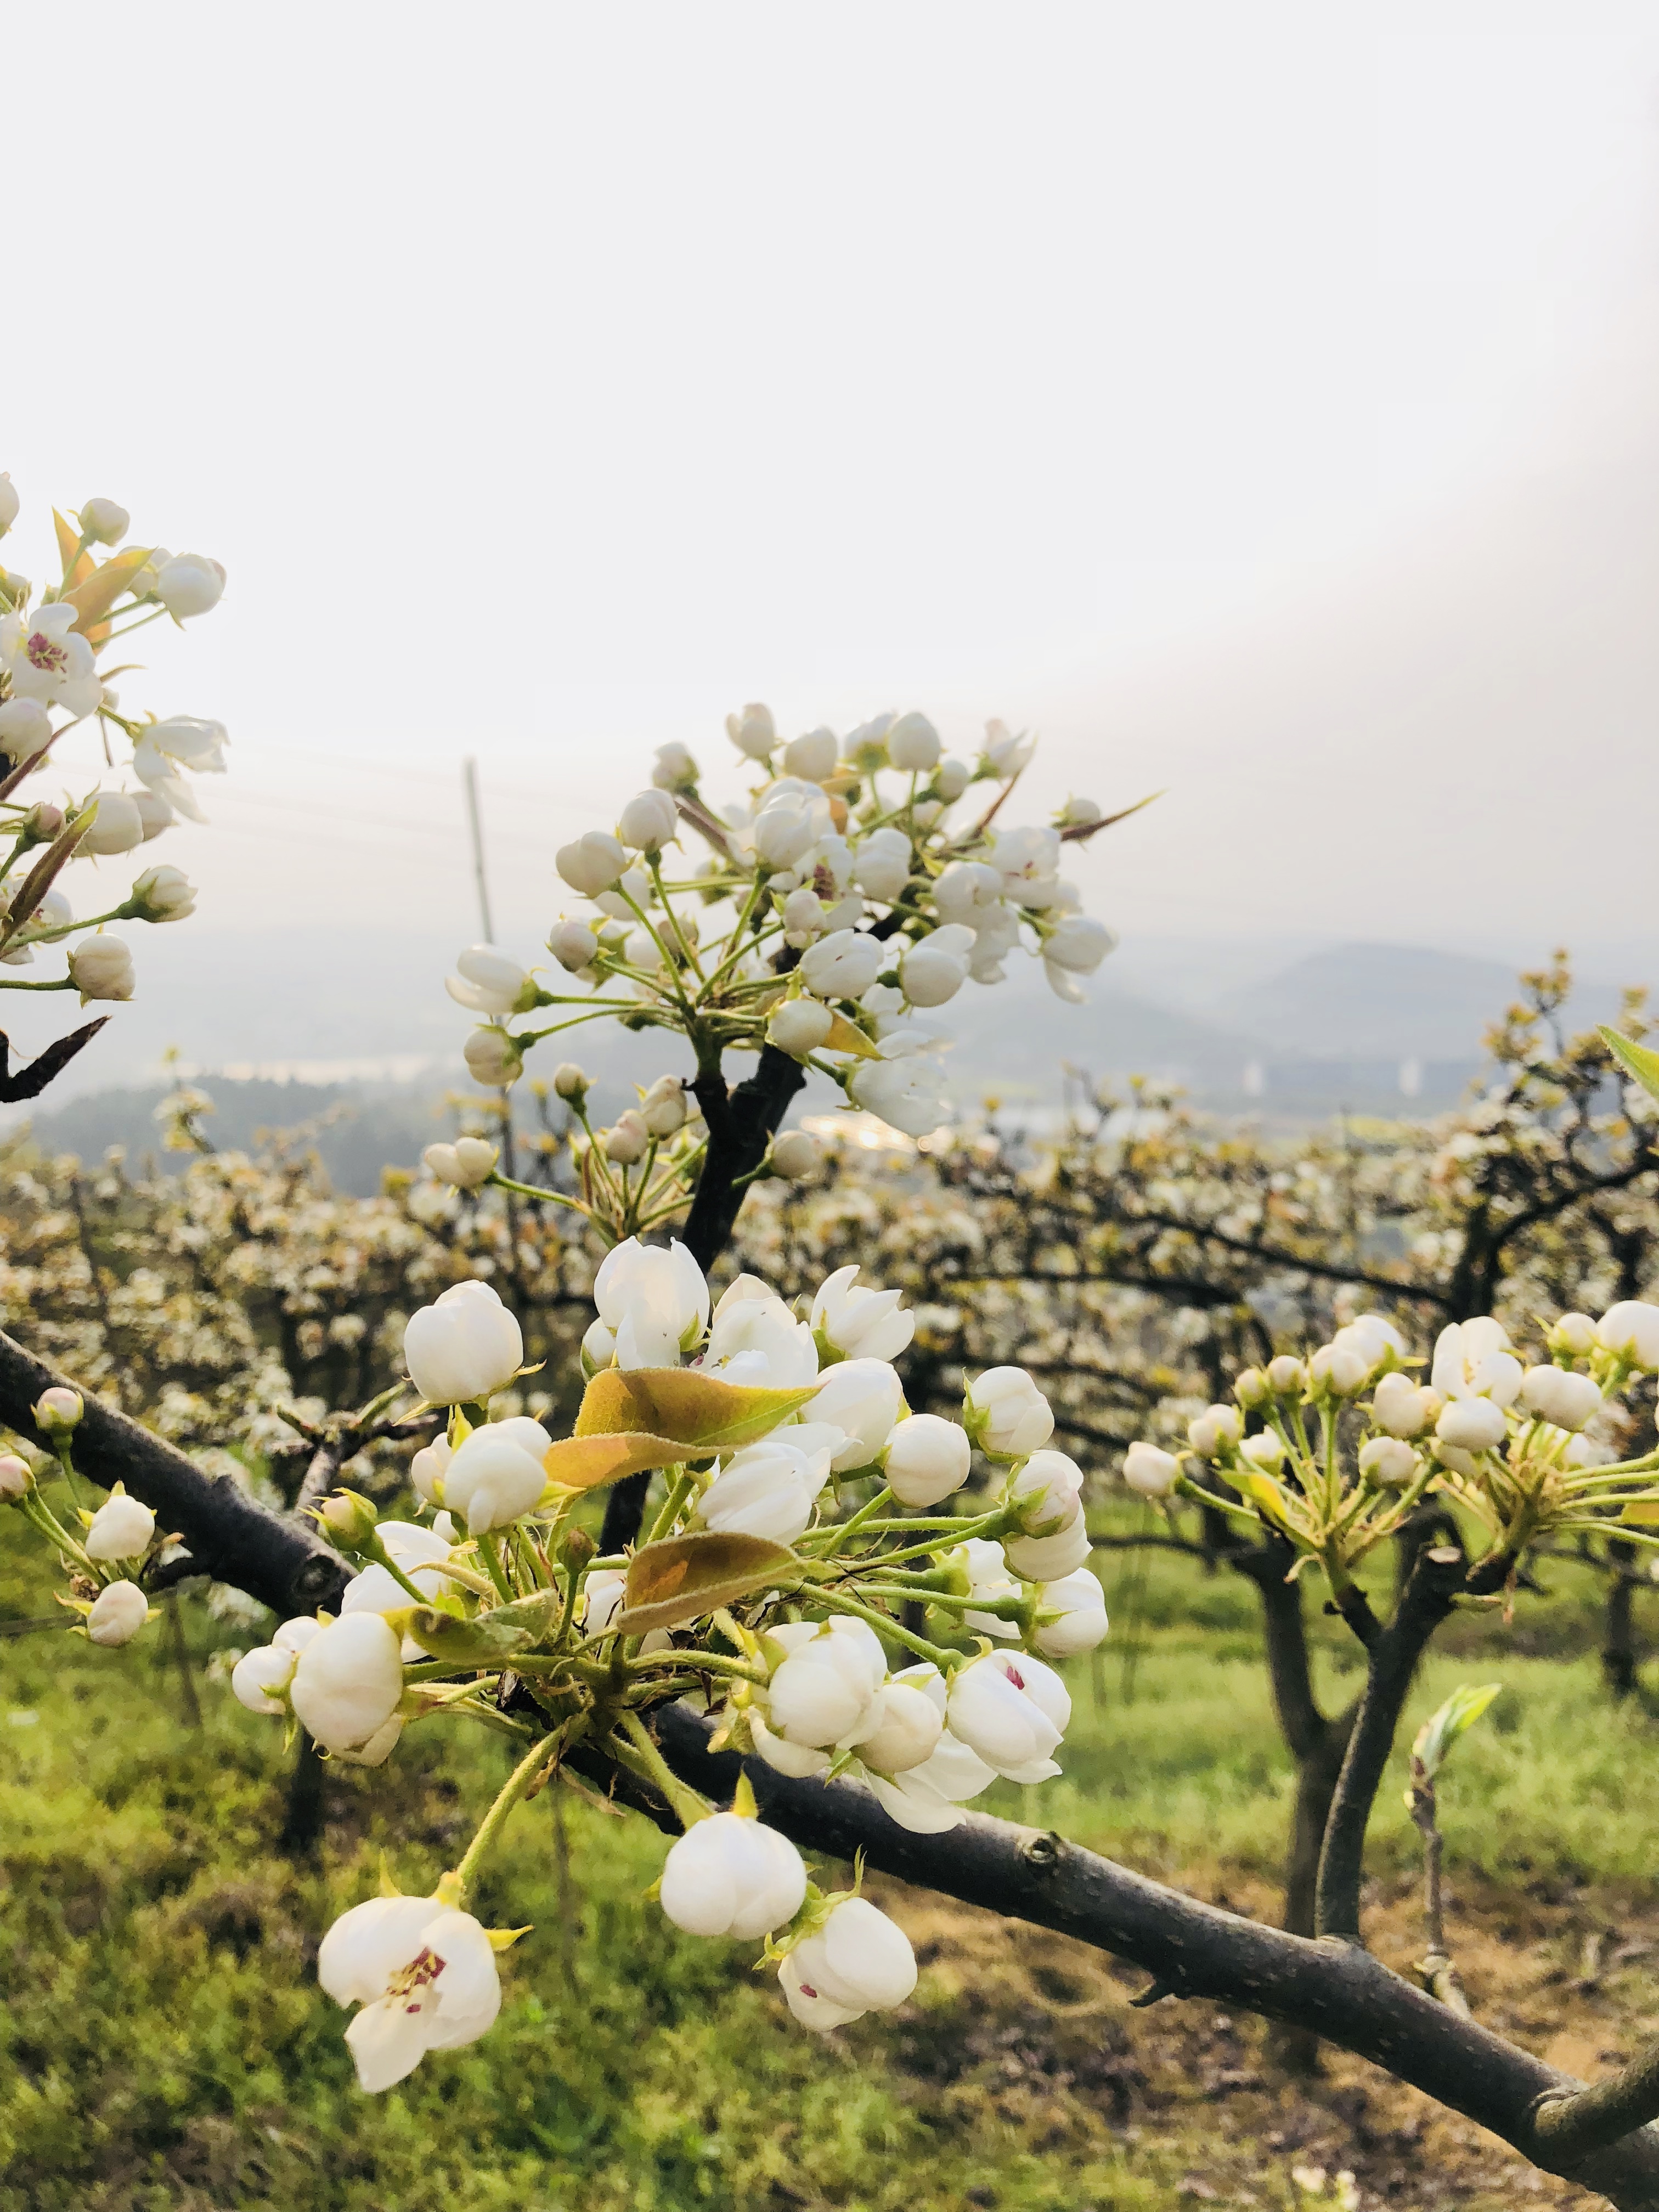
4;0;1657;1076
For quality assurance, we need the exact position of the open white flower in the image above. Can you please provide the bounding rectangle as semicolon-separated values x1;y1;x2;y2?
778;1895;917;2030
803;1357;902;1471
700;1272;817;1386
811;1265;915;1364
847;1033;950;1139
1431;1318;1522;1408
423;1137;499;1191
947;1649;1070;1784
444;945;529;1017
318;1894;501;2093
132;717;229;822
1;605;100;714
699;1424;840;1544
863;1727;997;1833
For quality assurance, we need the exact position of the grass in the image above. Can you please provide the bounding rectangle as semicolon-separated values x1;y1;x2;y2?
4;1493;1659;2211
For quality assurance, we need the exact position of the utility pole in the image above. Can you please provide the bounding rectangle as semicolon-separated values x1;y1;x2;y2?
460;757;518;1195
462;756;495;945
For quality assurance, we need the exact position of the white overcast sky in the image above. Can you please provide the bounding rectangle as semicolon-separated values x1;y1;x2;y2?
4;0;1657;1061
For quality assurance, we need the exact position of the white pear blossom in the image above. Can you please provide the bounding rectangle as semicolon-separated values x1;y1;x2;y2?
84;1489;155;1561
956;1537;1022;1639
887;712;941;771
86;1579;150;1646
779;1896;918;2031
900;924;975;1008
659;1811;806;1938
232;1640;300;1713
770;1128;822;1179
445;946;529;1016
79;497;129;545
153;552;225;618
1042;914;1115;1001
804;1357;903;1471
1371;1373;1440;1438
546;918;599;972
765;1616;887;1750
556;830;628;896
800;928;886;1001
1519;1365;1603;1430
768;998;834;1056
69;935;134;1002
882;1413;970;1508
0;696;52;761
602;1109;649;1164
423;1137;499;1190
442;1417;551;1533
947;1649;1070;1783
81;790;146;856
1033;1568;1109;1658
132;717;229;821
1431;1318;1522;1408
990;825;1062;908
726;702;776;760
464;1028;523;1086
0;473;16;533
1124;1441;1181;1497
982;719;1036;777
811;1265;915;1363
863;1728;996;1834
1435;1398;1508;1453
288;1611;404;1758
1597;1302;1659;1370
699;1425;840;1544
850;827;911;904
318;1894;501;2093
594;1238;710;1369
933;860;1002;924
127;864;196;921
966;1366;1053;1458
846;1034;950;1139
1187;1404;1243;1457
1358;1437;1418;1487
753;787;825;871
856;1668;946;1774
404;1280;523;1404
702;1275;817;1386
1005;1449;1091;1580
617;787;680;852
410;1434;453;1504
2;605;100;714
783;727;838;779
652;741;698;790
640;1074;690;1137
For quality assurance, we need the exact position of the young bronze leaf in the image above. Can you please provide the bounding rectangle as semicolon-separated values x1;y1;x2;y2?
820;1011;884;1061
64;545;153;635
615;1531;798;1635
577;1367;819;1453
541;1430;686;1491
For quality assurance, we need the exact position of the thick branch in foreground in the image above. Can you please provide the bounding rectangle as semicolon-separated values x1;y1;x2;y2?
600;1042;806;1551
0;1327;349;1620
644;1705;1659;2210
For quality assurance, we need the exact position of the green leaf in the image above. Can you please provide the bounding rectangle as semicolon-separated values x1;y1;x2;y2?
1411;1681;1502;1781
574;1368;820;1454
615;1531;798;1635
1601;1026;1659;1108
394;1602;539;1665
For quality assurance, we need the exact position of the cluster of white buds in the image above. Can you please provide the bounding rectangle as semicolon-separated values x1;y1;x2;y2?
0;479;224;1011
438;702;1134;1243
106;1242;1110;2090
1125;1301;1659;1591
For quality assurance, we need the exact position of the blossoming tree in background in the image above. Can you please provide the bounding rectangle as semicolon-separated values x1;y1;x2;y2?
0;474;224;1091
9;647;1659;2206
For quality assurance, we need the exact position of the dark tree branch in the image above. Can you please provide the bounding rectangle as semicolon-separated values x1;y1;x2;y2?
646;1705;1659;2208
0;1326;349;1619
0;1017;110;1101
1314;1544;1468;1940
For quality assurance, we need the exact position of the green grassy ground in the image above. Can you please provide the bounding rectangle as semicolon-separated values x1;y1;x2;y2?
3;1499;1655;2212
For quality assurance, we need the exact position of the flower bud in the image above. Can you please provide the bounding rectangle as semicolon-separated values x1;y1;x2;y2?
659;1810;806;1938
1232;1367;1270;1408
154;552;226;617
1308;1343;1369;1398
1186;1404;1242;1458
423;1137;499;1190
442;1417;551;1533
69;935;135;1003
1238;1431;1286;1473
601;1109;649;1164
1596;1302;1659;1371
964;1366;1053;1459
617;787;680;853
882;1414;970;1508
404;1279;523;1404
768;998;834;1057
1519;1364;1602;1432
132;789;173;842
725;701;776;760
1436;1398;1507;1453
127;864;196;922
552;1062;589;1102
899;924;975;1008
81;791;146;855
801;1358;902;1472
778;1895;917;2030
1123;1441;1180;1498
783;727;838;780
0;1453;34;1500
35;1385;84;1433
409;1434;452;1505
289;1612;404;1756
887;712;941;771
84;1488;156;1560
652;741;699;791
769;1128;822;1181
0;697;52;762
1371;1373;1438;1438
1358;1436;1418;1487
78;498;129;546
934;757;971;802
319;1489;381;1548
767;1616;887;1748
463;1027;523;1087
87;1579;150;1646
857;1674;946;1774
1266;1356;1305;1396
555;831;628;896
231;1641;297;1713
24;800;64;842
1032;1566;1110;1658
546;918;599;972
640;1075;689;1138
1549;1312;1598;1357
849;827;911;904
